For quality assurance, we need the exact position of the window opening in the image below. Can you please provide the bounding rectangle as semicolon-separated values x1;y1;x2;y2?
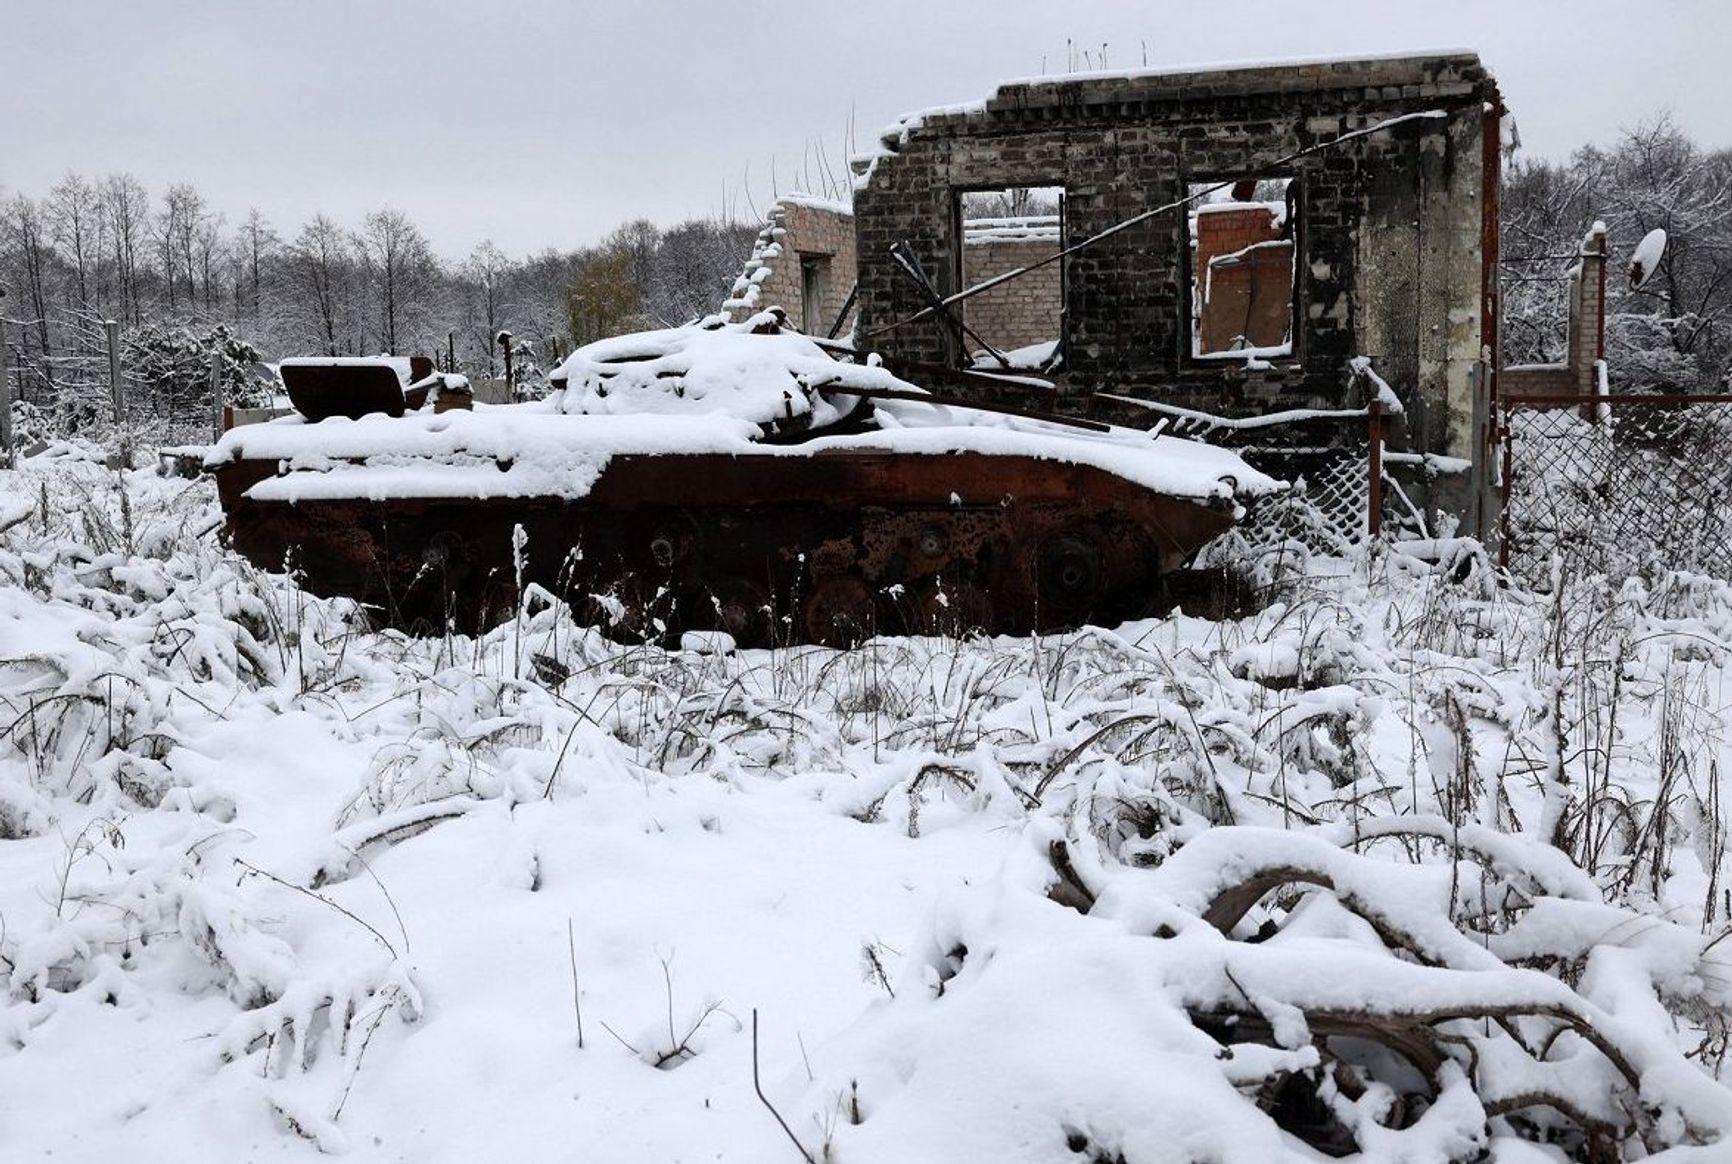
958;185;1065;371
1188;177;1296;359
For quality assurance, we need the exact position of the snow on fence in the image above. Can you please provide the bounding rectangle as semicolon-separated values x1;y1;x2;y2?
1121;402;1402;566
1500;394;1732;586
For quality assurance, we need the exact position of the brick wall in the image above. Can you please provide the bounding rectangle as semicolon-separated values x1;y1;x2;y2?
963;236;1063;355
850;53;1499;461
724;197;857;336
1503;223;1608;398
1193;204;1293;354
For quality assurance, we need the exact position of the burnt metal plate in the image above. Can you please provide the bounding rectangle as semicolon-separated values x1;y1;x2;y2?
281;362;407;421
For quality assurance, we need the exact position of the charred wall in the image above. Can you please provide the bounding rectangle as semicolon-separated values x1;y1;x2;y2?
851;53;1499;460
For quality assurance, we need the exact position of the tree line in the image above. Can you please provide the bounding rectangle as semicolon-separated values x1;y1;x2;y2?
1502;115;1732;390
4;114;1729;437
0;174;757;427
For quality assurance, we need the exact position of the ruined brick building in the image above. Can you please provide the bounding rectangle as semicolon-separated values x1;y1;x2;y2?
724;195;858;336
728;53;1585;530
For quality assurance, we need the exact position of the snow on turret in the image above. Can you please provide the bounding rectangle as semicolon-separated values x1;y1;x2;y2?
550;311;917;432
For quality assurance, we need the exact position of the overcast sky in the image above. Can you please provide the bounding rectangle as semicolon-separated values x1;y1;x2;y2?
4;0;1727;260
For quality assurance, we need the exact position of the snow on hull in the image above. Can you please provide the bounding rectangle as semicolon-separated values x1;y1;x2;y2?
206;402;1274;507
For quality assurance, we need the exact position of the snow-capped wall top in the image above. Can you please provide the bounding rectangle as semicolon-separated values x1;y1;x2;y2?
775;191;853;216
989;47;1482;95
963;216;1062;245
852;51;1489;189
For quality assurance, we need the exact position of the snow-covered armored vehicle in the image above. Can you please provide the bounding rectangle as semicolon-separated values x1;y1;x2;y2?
206;315;1277;645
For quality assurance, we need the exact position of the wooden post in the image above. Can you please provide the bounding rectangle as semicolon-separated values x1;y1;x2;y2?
498;330;514;399
209;349;224;442
447;331;456;373
0;290;12;466
105;319;123;424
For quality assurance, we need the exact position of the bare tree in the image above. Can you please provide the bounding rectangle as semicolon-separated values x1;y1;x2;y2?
1501;115;1732;389
512;246;588;356
3;195;58;394
166;185;208;310
153;186;186;312
46;173;99;311
603;219;662;321
100;173;151;326
353;207;437;354
194;210;227;313
238;208;278;329
648;218;759;326
287;214;355;355
461;239;511;373
1595;117;1732;381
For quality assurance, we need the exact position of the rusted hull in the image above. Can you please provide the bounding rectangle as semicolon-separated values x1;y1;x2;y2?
214;451;1234;645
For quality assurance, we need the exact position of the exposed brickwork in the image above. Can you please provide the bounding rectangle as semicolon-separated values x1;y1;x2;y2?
1192;204;1293;353
1502;224;1608;397
732;198;1067;359
962;237;1063;354
850;53;1500;461
724;197;857;336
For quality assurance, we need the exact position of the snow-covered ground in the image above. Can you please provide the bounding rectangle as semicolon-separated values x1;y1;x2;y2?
1;446;1729;1162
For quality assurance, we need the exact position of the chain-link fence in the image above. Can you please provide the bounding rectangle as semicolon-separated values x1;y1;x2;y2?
1;312;260;458
1500;394;1732;585
1233;446;1391;557
1148;403;1410;564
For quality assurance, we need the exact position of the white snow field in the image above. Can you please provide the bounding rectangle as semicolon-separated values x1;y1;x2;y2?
2;445;1730;1162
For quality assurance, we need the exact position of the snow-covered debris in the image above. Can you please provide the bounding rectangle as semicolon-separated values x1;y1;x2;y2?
208;318;1280;509
778;823;1731;1161
550;311;907;429
1349;354;1405;413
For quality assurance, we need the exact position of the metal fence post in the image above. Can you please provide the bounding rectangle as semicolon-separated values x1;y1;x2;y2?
209;349;225;442
1366;397;1383;539
105;319;123;424
0;289;12;467
1498;405;1514;573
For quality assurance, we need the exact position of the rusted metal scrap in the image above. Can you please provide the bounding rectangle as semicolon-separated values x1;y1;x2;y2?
214;446;1236;644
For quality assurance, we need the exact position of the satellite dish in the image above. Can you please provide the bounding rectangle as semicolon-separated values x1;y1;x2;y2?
1629;228;1668;291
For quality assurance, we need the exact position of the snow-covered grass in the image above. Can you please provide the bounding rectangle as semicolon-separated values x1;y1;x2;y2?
1;445;1729;1161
